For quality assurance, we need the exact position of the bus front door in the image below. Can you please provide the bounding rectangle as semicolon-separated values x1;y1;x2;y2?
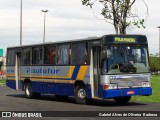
92;47;100;98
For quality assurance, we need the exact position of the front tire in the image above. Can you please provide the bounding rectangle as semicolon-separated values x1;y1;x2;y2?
114;96;131;104
75;85;91;104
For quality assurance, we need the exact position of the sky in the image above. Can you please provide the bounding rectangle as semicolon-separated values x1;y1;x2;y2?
0;0;160;54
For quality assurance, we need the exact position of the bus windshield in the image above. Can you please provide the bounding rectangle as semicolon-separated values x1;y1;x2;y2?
102;45;150;74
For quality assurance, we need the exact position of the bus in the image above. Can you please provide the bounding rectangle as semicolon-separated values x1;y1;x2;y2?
6;34;152;104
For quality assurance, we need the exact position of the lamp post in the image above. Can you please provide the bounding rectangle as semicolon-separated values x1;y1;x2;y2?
158;26;160;62
20;0;22;46
41;10;48;43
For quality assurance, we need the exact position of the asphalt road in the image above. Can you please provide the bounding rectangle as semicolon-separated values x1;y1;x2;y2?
0;86;160;119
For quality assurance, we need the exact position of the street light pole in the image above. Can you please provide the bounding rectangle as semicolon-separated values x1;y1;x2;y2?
158;26;160;62
41;10;48;43
20;0;22;46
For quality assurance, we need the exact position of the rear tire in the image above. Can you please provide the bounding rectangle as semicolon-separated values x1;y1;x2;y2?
114;96;131;105
24;83;32;98
24;83;40;98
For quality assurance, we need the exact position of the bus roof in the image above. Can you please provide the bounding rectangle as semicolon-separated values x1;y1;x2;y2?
7;36;101;49
7;34;147;49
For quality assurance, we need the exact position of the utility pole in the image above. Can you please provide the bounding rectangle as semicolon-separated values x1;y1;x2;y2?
20;0;23;46
41;10;48;43
158;26;160;62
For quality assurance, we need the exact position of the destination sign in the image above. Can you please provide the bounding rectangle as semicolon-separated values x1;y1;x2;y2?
102;35;147;45
114;37;136;43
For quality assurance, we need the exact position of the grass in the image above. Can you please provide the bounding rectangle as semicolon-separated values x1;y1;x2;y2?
131;75;160;102
0;79;6;86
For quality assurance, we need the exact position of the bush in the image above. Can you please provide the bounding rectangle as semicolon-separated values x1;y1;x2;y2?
149;54;160;74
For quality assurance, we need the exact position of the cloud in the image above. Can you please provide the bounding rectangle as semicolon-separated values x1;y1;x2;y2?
0;0;160;54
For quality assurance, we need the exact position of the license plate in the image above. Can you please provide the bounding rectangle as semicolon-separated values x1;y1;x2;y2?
127;90;135;95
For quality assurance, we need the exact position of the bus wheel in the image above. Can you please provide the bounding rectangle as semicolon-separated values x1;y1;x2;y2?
75;85;91;104
24;83;40;98
24;83;32;98
114;96;131;104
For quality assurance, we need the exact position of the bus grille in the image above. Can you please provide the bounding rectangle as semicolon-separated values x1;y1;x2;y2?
110;76;148;88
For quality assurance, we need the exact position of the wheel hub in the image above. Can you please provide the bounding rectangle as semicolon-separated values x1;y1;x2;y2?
78;89;86;99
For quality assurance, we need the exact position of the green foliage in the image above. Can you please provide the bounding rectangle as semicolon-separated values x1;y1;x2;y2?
149;54;160;73
133;19;145;28
0;79;5;86
82;0;93;8
0;61;3;66
0;61;3;70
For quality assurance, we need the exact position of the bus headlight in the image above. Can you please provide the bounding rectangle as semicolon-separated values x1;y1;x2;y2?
109;84;117;89
142;82;151;87
103;84;117;90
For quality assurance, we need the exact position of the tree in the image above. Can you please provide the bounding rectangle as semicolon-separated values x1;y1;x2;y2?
82;0;147;34
0;61;3;70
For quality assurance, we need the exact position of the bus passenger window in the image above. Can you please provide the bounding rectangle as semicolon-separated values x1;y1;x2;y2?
71;43;88;65
7;49;16;66
44;46;56;65
57;44;70;65
32;46;42;65
22;48;31;65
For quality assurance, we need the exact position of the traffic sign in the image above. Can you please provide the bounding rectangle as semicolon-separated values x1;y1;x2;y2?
0;49;3;56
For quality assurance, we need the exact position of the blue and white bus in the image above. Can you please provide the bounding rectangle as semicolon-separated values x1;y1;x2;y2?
6;34;152;104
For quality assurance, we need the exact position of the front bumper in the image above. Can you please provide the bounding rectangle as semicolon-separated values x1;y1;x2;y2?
101;87;152;99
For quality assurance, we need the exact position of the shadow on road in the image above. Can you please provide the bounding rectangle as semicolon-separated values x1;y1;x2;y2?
6;94;147;107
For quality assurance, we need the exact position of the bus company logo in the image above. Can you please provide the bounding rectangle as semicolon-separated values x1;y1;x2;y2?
26;68;60;74
2;112;11;117
128;82;133;88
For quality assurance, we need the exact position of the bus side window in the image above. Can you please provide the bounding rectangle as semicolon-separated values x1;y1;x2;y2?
7;49;16;66
32;46;42;65
44;45;56;65
71;43;88;65
57;44;70;65
22;48;31;65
